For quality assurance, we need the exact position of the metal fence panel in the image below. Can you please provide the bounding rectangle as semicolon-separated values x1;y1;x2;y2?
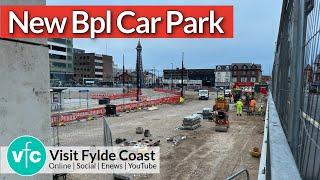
272;0;320;179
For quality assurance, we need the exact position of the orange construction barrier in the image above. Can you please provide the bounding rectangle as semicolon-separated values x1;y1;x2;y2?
51;94;181;125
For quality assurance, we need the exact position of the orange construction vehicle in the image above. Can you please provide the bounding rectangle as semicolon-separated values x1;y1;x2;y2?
213;88;229;111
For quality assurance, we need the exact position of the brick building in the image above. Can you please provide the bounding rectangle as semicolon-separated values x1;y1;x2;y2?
261;75;272;84
73;52;113;84
305;64;313;83
231;63;262;83
114;71;136;85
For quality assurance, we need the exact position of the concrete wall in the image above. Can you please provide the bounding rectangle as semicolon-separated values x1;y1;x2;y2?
0;0;51;179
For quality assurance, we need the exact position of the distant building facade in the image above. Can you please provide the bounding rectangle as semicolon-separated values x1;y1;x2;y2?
163;68;215;88
163;68;188;80
114;71;136;85
144;71;156;87
214;65;231;89
187;69;215;87
73;48;85;54
261;75;272;84
48;38;74;84
231;63;262;83
73;51;113;85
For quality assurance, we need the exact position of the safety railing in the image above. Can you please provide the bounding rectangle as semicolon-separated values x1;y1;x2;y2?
225;168;249;180
272;0;320;179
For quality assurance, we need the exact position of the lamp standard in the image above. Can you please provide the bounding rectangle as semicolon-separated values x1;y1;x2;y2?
171;63;174;90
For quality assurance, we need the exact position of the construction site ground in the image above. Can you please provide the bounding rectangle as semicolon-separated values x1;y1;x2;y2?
58;91;266;180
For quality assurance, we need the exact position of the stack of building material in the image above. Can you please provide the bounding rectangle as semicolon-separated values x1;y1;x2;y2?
181;114;202;130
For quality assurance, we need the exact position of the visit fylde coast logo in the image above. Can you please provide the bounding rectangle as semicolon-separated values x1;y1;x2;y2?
1;135;161;175
6;135;46;176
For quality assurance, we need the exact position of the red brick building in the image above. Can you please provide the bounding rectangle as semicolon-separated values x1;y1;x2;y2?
73;52;113;84
114;71;136;85
231;63;262;83
305;64;313;83
261;75;271;84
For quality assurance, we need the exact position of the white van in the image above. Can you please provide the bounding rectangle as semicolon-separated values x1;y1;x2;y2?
225;89;232;97
198;90;209;100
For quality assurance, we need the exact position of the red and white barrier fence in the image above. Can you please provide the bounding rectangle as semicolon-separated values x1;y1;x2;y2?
51;107;105;125
51;95;180;125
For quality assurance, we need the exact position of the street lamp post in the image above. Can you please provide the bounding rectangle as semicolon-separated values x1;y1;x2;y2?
171;63;174;90
181;52;184;98
157;70;160;88
153;67;156;88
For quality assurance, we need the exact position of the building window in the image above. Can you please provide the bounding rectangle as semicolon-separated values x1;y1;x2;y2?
49;54;66;60
251;77;256;82
52;62;66;68
233;65;238;70
95;62;103;66
232;77;237;82
51;45;66;52
241;77;246;82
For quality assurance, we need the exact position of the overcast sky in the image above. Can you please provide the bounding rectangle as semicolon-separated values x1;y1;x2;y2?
46;0;282;75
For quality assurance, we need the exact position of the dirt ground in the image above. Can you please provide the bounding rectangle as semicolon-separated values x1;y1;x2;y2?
57;91;266;180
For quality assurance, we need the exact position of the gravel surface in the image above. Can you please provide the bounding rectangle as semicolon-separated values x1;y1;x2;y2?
56;91;265;180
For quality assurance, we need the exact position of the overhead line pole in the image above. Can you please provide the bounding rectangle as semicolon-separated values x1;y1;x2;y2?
181;52;184;98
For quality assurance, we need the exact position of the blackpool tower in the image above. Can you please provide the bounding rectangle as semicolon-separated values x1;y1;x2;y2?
136;40;143;101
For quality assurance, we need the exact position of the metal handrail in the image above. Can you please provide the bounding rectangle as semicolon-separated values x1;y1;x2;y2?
225;168;249;180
